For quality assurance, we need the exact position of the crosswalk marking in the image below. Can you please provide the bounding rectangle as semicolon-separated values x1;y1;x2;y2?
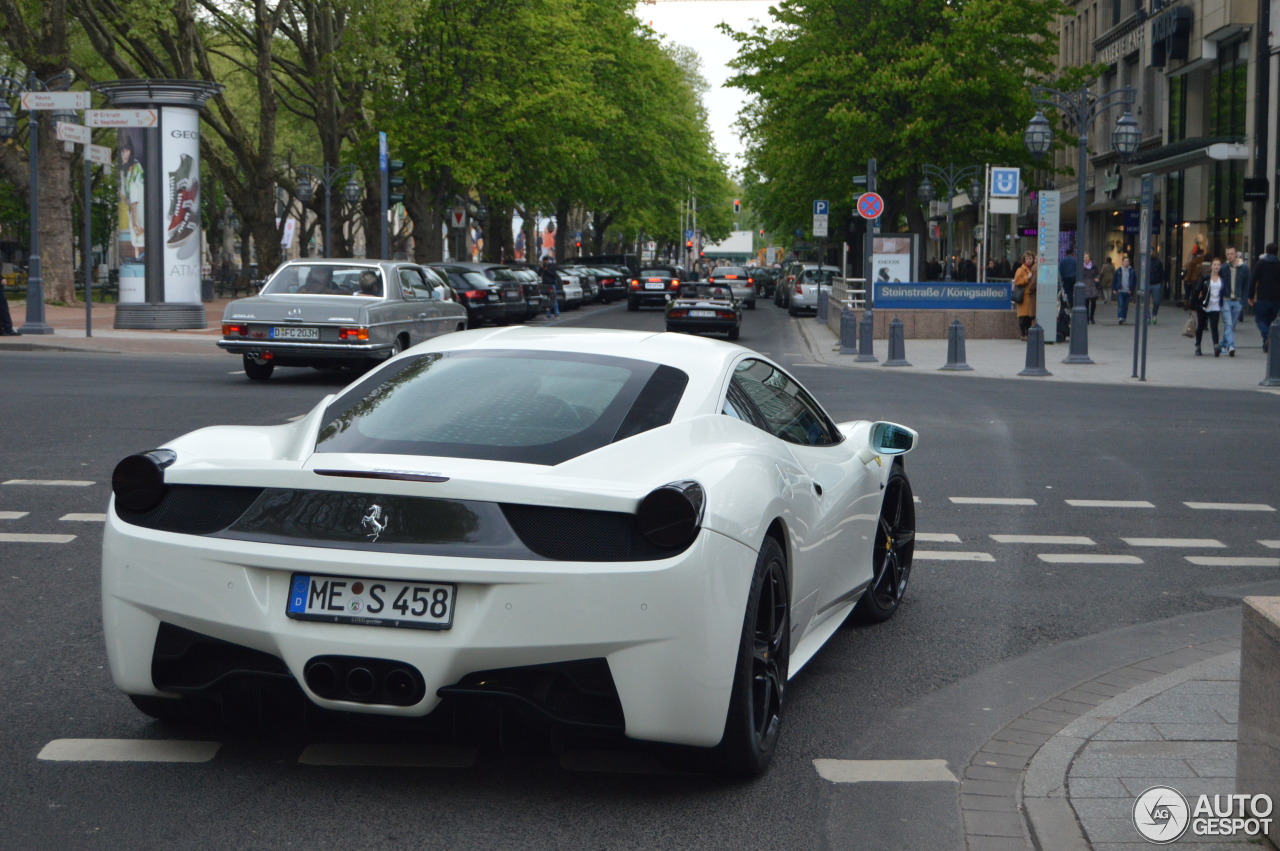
60;513;107;522
0;533;76;544
2;479;95;487
38;739;220;762
917;532;962;543
1184;502;1275;512
914;551;994;562
991;535;1095;545
1262;541;1280;549
950;497;1037;506
0;511;29;520
814;759;958;784
298;743;476;767
1185;556;1280;567
1037;554;1143;565
1065;499;1155;508
1123;537;1224;548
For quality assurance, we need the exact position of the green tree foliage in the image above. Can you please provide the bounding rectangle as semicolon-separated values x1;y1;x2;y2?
724;0;1065;249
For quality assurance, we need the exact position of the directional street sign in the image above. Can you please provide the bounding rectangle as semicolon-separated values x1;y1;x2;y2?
21;91;91;111
55;122;91;145
857;192;884;220
86;109;158;128
86;143;113;166
813;199;829;238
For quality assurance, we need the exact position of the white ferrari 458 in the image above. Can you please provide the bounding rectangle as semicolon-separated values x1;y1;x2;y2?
103;327;917;776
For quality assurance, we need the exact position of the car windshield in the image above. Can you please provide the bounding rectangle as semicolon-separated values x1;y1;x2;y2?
800;269;837;284
260;264;383;296
316;351;689;466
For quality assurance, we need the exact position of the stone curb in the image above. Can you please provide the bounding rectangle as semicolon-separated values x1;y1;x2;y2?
953;637;1240;850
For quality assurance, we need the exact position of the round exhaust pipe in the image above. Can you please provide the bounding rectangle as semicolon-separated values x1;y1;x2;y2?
304;660;339;697
345;667;376;698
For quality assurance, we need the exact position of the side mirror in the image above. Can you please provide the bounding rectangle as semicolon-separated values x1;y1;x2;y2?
870;421;917;455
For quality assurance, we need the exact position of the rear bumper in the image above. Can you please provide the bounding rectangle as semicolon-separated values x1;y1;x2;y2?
218;339;391;361
666;318;738;336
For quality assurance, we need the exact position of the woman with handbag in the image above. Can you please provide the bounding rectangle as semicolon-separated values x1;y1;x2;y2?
1188;257;1225;356
1013;251;1037;341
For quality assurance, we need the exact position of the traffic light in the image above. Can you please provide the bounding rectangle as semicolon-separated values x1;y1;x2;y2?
759;228;765;236
733;199;741;213
686;240;693;250
575;240;582;250
387;159;405;205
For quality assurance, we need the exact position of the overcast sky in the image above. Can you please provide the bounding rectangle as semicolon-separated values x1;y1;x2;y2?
638;0;776;176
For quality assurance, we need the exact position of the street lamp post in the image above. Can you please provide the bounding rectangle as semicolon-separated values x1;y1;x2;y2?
1024;83;1140;364
0;71;74;335
295;163;358;258
918;163;983;281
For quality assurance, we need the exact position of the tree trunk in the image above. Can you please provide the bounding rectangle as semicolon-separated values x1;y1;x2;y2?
38;125;77;305
554;198;571;261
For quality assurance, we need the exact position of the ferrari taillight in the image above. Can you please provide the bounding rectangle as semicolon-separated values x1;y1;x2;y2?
339;326;369;341
222;322;248;337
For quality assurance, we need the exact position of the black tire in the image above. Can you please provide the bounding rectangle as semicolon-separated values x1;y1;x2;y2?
627;298;639;312
787;303;799;317
713;537;789;776
242;354;274;380
727;326;740;341
746;300;756;310
853;467;915;624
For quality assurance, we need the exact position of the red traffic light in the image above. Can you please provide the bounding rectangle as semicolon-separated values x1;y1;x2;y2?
733;199;741;213
686;240;693;249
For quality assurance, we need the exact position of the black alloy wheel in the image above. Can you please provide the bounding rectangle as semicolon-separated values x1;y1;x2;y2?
713;536;789;776
853;467;915;624
242;354;274;381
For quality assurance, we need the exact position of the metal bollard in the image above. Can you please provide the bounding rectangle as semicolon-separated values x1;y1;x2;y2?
1063;281;1094;364
856;310;878;362
940;319;974;371
882;317;911;367
816;288;829;324
839;307;859;355
1019;323;1052;376
1261;317;1280;387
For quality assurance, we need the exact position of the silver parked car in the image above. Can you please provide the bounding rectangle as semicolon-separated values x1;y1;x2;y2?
787;265;841;316
218;259;468;380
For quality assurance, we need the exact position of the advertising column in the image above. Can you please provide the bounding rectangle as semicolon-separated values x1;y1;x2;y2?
161;106;201;303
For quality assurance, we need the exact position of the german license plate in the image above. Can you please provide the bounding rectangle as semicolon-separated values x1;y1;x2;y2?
645;282;665;290
690;309;716;318
287;573;455;630
272;326;319;340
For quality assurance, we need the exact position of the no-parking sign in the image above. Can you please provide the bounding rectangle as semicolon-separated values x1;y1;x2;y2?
857;192;884;220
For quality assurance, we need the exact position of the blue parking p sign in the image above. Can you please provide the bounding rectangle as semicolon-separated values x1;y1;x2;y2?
813;200;829;216
991;168;1020;198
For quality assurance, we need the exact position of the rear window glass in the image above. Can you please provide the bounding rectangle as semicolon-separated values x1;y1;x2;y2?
712;267;747;277
261;264;381;296
800;269;837;283
316;351;689;466
640;269;674;278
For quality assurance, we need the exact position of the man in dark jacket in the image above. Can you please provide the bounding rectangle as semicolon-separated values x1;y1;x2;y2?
540;256;560;318
1147;250;1167;323
1249;243;1280;352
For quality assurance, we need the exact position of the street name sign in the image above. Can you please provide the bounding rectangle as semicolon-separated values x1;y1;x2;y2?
55;122;91;145
86;109;158;128
86;144;112;166
21;91;90;110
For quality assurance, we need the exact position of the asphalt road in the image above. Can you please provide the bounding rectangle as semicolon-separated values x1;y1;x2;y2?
1;300;1276;850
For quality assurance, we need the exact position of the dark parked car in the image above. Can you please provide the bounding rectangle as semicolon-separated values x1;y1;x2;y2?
430;263;526;327
506;267;547;319
748;267;777;298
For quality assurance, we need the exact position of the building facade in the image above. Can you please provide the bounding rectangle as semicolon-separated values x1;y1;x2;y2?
1049;0;1277;298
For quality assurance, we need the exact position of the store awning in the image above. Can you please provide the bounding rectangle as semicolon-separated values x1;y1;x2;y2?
1125;136;1248;175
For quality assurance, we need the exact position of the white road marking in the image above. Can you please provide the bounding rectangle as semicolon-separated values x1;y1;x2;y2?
298;743;476;767
949;497;1037;506
1065;499;1155;508
814;759;958;784
914;551;994;562
1261;541;1280;549
991;535;1095;545
917;532;962;543
1123;537;1225;548
1185;556;1280;567
0;511;29;520
2;479;94;487
60;513;107;522
1184;502;1275;511
1037;554;1143;564
0;533;76;544
38;739;220;762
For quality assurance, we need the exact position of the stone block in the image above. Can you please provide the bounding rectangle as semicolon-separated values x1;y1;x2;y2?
1236;597;1280;849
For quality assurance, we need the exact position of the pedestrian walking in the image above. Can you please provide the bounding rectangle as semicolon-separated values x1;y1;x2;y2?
1081;253;1100;324
1147;250;1167;323
1013;251;1037;341
1114;255;1136;324
0;280;19;336
541;256;560;318
1099;255;1114;304
1183;246;1205;305
1220;245;1249;356
1249;242;1280;353
1188;257;1225;356
1059;248;1077;307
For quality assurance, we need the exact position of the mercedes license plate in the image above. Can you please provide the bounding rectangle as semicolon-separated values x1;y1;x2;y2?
272;326;319;340
287;573;456;630
690;309;716;318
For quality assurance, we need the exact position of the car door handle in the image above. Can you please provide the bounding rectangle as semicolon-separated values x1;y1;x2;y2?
813;482;823;496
